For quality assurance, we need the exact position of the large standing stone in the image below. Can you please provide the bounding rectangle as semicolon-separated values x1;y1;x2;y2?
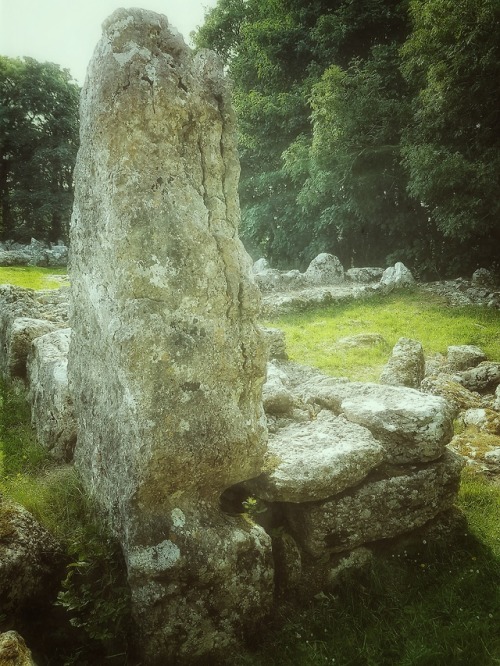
69;9;272;663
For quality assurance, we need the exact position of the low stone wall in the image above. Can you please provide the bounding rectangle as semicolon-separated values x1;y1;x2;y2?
0;239;68;267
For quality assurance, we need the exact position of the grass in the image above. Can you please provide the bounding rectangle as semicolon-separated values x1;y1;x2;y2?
1;285;500;664
0;379;132;665
0;266;68;290
266;288;500;381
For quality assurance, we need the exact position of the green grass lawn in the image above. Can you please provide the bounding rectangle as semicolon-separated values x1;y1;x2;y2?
266;289;500;381
0;266;68;290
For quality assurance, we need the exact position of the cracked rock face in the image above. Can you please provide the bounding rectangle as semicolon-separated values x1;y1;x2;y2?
69;9;270;663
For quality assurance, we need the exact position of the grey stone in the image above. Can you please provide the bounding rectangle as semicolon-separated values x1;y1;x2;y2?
27;328;76;461
346;267;384;283
471;268;496;288
380;337;425;389
285;450;464;557
305;253;344;285
0;631;36;666
261;326;288;361
253;257;270;274
447;345;487;371
380;262;415;293
68;9;272;662
262;362;295;415
0;495;64;617
340;383;453;464
454;362;500;393
4;317;57;379
248;410;384;503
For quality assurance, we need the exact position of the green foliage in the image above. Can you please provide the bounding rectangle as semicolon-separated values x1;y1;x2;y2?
401;0;500;274
266;288;500;381
197;0;500;277
0;56;79;242
0;266;68;290
0;379;132;664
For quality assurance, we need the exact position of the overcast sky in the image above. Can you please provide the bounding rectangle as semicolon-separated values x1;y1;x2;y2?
0;0;217;85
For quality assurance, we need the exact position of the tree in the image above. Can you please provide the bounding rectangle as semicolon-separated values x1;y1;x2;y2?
0;56;80;242
401;0;500;274
196;0;414;269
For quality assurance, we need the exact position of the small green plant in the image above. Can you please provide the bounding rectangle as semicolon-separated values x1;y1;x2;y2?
242;496;268;519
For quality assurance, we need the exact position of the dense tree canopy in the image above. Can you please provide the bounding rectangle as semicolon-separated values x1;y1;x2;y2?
196;0;500;277
0;57;79;242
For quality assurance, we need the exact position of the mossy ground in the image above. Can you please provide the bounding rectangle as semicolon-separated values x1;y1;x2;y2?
0;266;68;290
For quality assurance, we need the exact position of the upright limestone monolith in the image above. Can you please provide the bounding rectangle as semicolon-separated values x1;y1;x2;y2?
68;9;273;662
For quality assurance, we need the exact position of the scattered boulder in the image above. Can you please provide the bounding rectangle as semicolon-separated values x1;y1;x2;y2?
27;328;76;461
379;337;425;389
420;374;482;412
471;268;496;288
340;383;454;464
305;253;344;285
262;362;295;415
447;345;487;371
253;258;270;274
494;385;500;411
0;495;64;618
284;450;464;557
247;411;384;502
261;327;288;361
453;362;500;393
4;318;57;379
346;267;384;283
336;333;386;349
379;262;415;293
0;631;36;666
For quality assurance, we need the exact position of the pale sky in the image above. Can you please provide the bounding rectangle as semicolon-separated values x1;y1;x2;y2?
0;0;217;85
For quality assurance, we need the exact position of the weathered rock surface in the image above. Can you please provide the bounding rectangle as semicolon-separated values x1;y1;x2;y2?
471;268;496;288
341;384;453;464
420;373;482;412
0;631;36;666
454;362;500;393
305;253;344;285
261;327;288;361
69;9;272;662
346;267;384;283
379;262;415;292
285;450;464;557
0;286;69;379
27;328;76;461
4;318;57;379
247;410;384;502
0;495;64;617
262;362;295;415
446;345;487;371
380;337;425;389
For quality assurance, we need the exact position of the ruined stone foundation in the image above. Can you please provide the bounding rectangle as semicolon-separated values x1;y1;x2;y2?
68;9;272;663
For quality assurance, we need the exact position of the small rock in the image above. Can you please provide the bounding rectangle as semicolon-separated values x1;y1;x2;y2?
379;262;415;293
380;337;425;389
305;253;344;285
0;631;36;666
454;362;500;393
447;345;487;371
471;268;496;288
336;333;386;348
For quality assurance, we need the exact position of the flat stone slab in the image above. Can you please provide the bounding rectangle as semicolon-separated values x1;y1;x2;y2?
340;383;454;464
284;450;464;557
248;410;384;503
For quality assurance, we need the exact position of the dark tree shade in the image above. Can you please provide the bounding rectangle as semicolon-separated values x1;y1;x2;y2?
0;56;80;242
